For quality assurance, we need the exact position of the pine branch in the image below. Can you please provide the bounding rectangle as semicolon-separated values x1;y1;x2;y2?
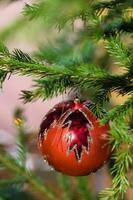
23;0;93;29
87;8;133;39
0;44;10;85
0;177;26;187
0;53;49;76
118;18;133;33
110;122;133;149
103;18;133;38
57;175;72;200
23;2;45;20
0;44;132;104
101;96;133;124
0;45;74;76
12;49;35;64
76;177;93;200
0;107;57;200
94;0;126;11
20;64;107;102
0;151;57;200
87;18;133;40
100;122;133;200
86;101;107;119
14;108;27;166
0;43;9;55
0;70;8;87
21;75;75;103
99;188;115;200
34;38;94;66
94;0;133;19
80;73;133;103
1;48;131;103
0;187;35;200
105;37;131;67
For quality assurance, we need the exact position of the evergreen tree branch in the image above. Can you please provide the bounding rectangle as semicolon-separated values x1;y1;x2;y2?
87;16;133;40
0;177;26;187
0;70;8;87
94;0;126;10
21;75;75;103
12;49;35;64
76;177;94;200
94;0;133;19
0;186;35;200
23;2;44;20
14;108;27;166
0;151;57;200
57;175;72;200
101;96;133;124
0;44;132;103
105;37;131;67
0;44;10;85
100;122;133;200
20;64;107;102
34;38;94;66
23;0;91;29
80;74;133;100
21;72;133;104
103;18;133;37
0;45;76;76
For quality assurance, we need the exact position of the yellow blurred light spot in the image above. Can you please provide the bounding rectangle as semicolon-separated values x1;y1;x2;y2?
14;118;23;126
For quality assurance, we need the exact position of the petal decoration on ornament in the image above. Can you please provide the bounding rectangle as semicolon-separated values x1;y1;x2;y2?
61;110;93;161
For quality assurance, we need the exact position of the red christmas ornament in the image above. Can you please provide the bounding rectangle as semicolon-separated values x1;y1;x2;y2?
38;99;111;176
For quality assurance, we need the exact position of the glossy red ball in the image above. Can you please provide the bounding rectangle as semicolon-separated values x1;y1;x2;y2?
38;100;111;176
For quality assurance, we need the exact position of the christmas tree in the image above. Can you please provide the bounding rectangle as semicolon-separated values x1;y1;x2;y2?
0;0;133;199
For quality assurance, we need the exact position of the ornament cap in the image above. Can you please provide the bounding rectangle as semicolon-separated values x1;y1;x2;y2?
74;97;80;103
74;98;82;110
